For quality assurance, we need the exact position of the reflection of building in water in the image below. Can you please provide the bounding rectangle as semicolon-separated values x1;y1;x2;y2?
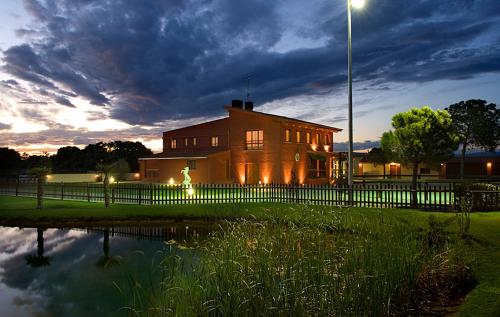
78;225;218;241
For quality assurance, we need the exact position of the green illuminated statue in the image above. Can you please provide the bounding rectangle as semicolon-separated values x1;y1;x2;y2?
181;167;191;187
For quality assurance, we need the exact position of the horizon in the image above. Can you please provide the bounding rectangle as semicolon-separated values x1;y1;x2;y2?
1;0;499;154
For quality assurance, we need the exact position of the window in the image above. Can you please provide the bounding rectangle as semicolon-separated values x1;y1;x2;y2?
193;137;197;146
210;136;219;147
285;129;291;142
316;133;320;145
170;139;177;149
187;160;197;170
308;156;327;178
146;169;159;178
245;130;264;150
296;131;301;143
420;167;431;174
306;132;311;144
184;138;188;147
325;134;330;145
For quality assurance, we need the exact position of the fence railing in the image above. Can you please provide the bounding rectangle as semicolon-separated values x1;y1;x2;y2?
1;181;499;211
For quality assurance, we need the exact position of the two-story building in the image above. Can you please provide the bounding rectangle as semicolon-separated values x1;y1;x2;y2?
139;100;341;184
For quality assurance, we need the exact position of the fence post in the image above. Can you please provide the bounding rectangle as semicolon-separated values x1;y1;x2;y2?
15;177;19;196
61;182;64;200
138;184;142;205
149;183;153;205
111;186;115;204
87;183;90;202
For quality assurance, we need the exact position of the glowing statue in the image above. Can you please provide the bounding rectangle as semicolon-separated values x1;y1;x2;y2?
181;167;191;187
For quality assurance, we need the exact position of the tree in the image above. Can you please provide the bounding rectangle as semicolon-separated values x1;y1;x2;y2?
83;142;108;171
28;166;51;209
381;107;460;207
366;147;388;177
26;228;51;267
445;99;499;179
106;141;153;172
97;159;130;208
0;147;22;175
52;146;85;172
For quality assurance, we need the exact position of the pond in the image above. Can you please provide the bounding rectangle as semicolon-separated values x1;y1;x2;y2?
0;223;218;317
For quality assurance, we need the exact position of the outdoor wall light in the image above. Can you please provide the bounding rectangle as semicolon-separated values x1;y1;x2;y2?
168;177;175;185
311;144;318;151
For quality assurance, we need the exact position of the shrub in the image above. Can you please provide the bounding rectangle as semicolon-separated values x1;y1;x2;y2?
454;182;499;211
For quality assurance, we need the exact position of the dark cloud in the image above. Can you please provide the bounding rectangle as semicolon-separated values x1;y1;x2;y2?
1;0;498;125
335;140;380;152
0;122;11;130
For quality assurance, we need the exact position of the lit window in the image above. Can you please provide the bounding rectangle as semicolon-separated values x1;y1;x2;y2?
316;133;320;145
285;129;291;142
184;138;188;147
193;137;197;146
245;130;264;150
211;136;219;147
170;139;177;149
306;132;311;144
296;131;301;143
325;134;330;145
187;160;196;170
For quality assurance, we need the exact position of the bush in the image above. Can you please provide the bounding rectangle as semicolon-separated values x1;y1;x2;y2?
454;183;499;212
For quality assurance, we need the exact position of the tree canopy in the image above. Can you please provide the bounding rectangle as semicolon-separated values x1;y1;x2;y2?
445;99;499;178
381;107;460;205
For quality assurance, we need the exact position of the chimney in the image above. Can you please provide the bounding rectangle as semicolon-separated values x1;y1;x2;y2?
244;101;254;111
231;99;243;108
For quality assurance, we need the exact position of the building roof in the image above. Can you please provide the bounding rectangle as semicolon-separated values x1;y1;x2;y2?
139;150;228;160
225;106;342;132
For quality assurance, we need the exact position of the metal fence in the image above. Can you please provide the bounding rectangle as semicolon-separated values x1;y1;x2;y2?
1;181;499;211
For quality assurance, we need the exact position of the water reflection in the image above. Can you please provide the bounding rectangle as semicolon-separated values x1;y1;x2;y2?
0;223;216;317
25;228;51;268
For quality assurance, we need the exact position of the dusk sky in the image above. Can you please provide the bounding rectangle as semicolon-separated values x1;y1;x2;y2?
1;0;499;154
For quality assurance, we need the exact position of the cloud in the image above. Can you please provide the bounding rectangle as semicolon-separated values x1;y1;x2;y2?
0;122;12;130
334;140;380;152
0;0;498;127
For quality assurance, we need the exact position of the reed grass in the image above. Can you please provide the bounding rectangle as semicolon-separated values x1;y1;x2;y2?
128;205;465;316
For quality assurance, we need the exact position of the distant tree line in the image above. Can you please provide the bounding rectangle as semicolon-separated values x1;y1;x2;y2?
0;141;153;175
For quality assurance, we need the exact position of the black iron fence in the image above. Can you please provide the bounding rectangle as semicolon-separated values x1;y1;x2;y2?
0;181;499;211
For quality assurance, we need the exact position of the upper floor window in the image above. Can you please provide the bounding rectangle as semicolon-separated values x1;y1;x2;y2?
245;130;264;150
170;139;177;149
210;136;219;147
306;132;311;144
316;133;320;145
325;134;330;145
285;129;291;142
187;160;197;170
296;131;301;143
193;137;197;146
184;138;188;147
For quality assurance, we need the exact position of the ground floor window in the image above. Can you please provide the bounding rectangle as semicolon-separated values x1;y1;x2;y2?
420;167;430;174
146;169;159;178
187;160;197;170
308;155;327;178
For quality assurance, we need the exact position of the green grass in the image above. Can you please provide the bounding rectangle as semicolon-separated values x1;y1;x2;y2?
1;196;499;316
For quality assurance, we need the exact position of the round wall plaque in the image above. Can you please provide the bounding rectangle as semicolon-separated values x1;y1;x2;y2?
294;152;300;162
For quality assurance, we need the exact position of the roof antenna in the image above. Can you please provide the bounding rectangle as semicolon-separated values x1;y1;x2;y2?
246;74;252;101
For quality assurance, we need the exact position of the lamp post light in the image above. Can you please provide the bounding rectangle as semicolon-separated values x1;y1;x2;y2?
347;0;365;187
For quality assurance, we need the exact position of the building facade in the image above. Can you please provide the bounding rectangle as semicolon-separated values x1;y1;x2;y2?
139;101;341;184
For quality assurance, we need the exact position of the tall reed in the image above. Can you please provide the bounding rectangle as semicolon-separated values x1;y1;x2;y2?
135;206;454;316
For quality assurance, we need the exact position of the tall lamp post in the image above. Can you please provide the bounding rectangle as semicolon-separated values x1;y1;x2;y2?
347;0;365;187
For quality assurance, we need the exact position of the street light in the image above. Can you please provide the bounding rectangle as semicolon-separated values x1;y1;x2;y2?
347;0;365;187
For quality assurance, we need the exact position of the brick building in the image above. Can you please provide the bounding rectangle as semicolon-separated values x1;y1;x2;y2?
139;100;341;184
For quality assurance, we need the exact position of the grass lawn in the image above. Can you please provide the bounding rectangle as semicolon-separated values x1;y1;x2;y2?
0;196;499;316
